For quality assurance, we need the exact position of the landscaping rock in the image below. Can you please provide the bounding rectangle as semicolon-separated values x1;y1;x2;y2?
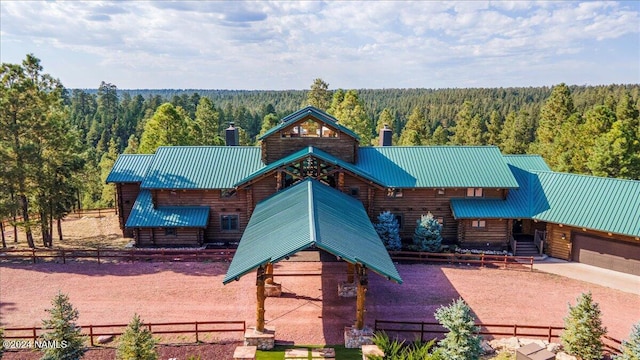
546;342;562;353
556;352;578;360
519;338;548;348
481;340;495;355
97;335;114;344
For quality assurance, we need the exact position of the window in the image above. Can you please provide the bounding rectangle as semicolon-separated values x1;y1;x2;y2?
466;188;483;197
165;228;177;236
436;188;446;196
471;220;486;228
221;189;237;199
436;216;444;225
221;214;239;231
282;119;338;138
387;188;403;198
349;186;360;197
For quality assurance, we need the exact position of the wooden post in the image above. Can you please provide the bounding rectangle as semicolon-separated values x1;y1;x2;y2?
256;265;266;332
338;172;345;190
265;263;274;284
355;264;368;330
276;171;283;191
347;263;355;283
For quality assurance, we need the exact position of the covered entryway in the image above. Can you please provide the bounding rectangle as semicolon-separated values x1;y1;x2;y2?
572;233;640;276
223;178;402;349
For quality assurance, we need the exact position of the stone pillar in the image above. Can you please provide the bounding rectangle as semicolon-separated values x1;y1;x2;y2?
338;263;357;297
264;263;282;297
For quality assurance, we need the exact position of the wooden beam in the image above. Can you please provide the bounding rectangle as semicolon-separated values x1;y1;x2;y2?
347;262;355;283
355;264;368;330
256;266;266;332
265;263;274;285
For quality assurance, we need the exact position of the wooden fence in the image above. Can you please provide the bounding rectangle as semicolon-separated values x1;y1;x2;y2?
389;251;535;270
0;248;236;264
374;319;622;355
2;320;246;348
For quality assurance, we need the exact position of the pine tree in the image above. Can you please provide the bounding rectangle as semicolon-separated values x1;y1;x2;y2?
116;314;158;360
40;292;86;360
191;97;222;146
98;139;119;207
138;103;192;153
330;90;372;145
306;78;331;111
434;298;482;360
587;118;640;179
412;212;442;252
485;111;503;146
372;108;396;145
561;292;607;360
449;102;484;145
399;107;428;146
258;113;280;137
428;125;449;145
617;322;640;360
500;111;534;154
374;211;402;251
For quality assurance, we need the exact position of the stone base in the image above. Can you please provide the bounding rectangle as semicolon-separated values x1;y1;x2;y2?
344;326;374;349
311;348;335;359
265;283;282;297
244;326;275;350
338;282;357;297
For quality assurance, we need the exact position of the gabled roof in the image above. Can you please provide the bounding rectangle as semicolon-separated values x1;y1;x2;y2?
258;106;360;140
531;171;640;237
126;190;210;228
223;179;402;284
141;146;263;189
106;154;154;183
356;146;520;188
450;155;549;219
234;146;384;187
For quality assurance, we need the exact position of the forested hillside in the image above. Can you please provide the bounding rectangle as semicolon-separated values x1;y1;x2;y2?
2;55;639;248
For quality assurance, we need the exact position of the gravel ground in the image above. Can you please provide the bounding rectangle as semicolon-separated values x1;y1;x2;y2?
1;259;638;347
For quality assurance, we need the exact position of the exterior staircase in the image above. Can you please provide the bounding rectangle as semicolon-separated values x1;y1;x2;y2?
514;241;541;257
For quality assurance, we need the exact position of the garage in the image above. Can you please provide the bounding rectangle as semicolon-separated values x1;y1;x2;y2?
572;233;640;276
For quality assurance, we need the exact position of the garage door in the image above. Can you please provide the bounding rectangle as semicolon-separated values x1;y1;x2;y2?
572;234;640;276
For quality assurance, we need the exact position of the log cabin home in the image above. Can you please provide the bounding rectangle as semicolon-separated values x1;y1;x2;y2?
107;106;640;276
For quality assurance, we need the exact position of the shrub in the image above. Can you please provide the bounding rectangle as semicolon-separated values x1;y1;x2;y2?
434;298;482;360
561;292;607;360
116;314;158;360
412;212;442;252
0;328;4;359
370;332;441;360
40;291;86;360
375;211;402;251
617;322;640;360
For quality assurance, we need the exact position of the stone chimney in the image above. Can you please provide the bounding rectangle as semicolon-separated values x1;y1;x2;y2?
379;124;392;146
226;122;239;146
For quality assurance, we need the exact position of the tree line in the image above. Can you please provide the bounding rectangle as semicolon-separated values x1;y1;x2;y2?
1;55;639;248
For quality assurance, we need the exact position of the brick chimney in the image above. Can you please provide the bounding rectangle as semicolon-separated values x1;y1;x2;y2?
379;124;392;146
226;122;239;146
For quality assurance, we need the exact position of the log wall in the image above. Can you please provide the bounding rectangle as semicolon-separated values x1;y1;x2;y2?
545;223;639;260
458;219;510;248
136;228;202;247
117;183;141;237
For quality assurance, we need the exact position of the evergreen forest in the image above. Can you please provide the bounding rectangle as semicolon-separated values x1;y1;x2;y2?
2;55;639;248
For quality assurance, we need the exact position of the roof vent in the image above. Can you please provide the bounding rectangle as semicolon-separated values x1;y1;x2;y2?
226;122;239;146
379;124;393;146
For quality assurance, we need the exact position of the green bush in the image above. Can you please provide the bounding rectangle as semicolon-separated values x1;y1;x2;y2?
40;291;86;360
116;314;158;360
434;298;482;360
369;332;441;360
412;212;442;252
617;322;640;360
561;292;607;360
0;328;4;360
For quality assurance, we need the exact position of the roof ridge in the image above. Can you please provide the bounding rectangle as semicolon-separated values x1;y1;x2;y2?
307;180;319;244
532;170;640;184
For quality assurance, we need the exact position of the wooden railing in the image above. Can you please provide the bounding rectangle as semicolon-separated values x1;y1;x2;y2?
388;251;534;271
374;319;622;355
0;248;236;264
510;235;517;255
2;320;246;348
534;229;547;256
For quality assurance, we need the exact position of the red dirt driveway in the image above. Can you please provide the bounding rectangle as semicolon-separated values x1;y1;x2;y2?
0;260;638;345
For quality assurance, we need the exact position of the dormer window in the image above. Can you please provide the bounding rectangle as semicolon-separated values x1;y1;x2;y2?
387;188;403;198
283;119;338;138
466;188;483;197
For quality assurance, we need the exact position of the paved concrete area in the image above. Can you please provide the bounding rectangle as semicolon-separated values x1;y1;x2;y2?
533;257;640;295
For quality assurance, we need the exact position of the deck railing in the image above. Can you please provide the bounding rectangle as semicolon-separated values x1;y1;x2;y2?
534;229;547;255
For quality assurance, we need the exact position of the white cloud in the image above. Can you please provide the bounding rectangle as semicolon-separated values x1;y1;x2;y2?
0;1;638;89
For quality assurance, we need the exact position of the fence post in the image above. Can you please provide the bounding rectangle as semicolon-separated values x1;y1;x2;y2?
32;248;36;264
33;327;37;342
90;325;94;346
481;253;485;268
513;324;517;337
62;250;66;264
97;249;100;265
421;322;425;343
195;321;199;343
503;254;508;269
547;326;552;343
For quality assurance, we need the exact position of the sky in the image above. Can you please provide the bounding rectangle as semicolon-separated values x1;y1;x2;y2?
1;1;639;90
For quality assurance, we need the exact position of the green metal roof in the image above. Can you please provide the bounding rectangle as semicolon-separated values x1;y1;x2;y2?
450;155;549;219
258;106;360;140
106;154;154;183
126;190;210;228
223;179;402;284
234;146;384;187
531;171;640;237
356;146;520;188
141;146;264;189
